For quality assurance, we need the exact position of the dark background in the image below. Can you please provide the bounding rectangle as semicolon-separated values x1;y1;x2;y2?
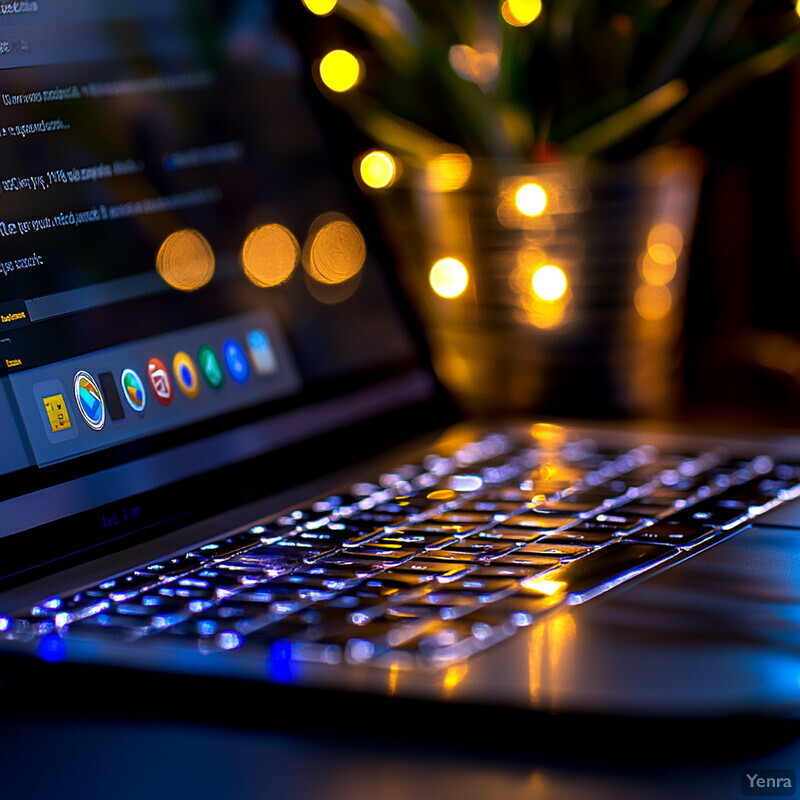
682;61;800;429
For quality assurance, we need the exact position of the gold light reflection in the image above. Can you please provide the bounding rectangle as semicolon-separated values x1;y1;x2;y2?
443;663;469;694
639;251;677;286
302;0;337;15
319;49;361;93
515;183;547;217
425;151;472;192
241;223;299;288
156;228;215;291
528;612;576;704
647;222;683;257
796;0;800;18
387;662;399;695
502;0;543;27
359;150;397;189
448;43;500;87
430;257;469;299
427;489;458;502
303;213;366;284
531;265;567;302
635;283;672;320
531;422;566;450
521;578;567;597
528;493;547;508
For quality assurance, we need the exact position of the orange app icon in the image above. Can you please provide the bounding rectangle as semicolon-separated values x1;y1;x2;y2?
173;351;200;399
147;357;173;406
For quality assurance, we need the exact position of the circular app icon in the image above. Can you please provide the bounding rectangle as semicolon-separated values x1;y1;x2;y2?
173;351;200;399
198;344;224;390
147;357;174;406
223;338;250;385
120;368;146;412
73;371;105;430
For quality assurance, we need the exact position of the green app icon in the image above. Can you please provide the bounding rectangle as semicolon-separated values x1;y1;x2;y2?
198;345;224;390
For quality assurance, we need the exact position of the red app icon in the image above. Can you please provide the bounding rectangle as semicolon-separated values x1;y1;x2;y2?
147;357;173;406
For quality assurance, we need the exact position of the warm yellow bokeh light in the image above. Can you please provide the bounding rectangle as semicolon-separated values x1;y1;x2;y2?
796;0;800;17
647;242;677;265
635;284;673;320
502;0;543;26
241;223;299;288
302;0;337;15
425;152;472;192
319;49;361;93
305;214;366;284
448;43;500;86
515;183;548;216
430;258;469;299
359;150;397;189
647;222;683;256
303;0;337;17
156;228;215;291
639;252;677;286
532;265;567;302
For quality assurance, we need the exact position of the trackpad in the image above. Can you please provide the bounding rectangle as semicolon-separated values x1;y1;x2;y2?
549;524;800;716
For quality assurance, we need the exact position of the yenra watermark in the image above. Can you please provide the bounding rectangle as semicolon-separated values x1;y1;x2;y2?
742;770;796;796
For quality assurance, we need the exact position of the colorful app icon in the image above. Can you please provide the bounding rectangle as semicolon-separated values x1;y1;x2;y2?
198;345;224;390
223;338;250;384
42;393;72;433
73;371;105;430
246;329;277;376
120;368;146;412
147;357;173;406
173;351;200;399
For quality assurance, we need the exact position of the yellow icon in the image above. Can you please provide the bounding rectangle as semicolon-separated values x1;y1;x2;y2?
42;394;72;433
173;352;200;399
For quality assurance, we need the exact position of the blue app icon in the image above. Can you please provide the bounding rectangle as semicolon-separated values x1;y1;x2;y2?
247;329;277;376
223;338;250;384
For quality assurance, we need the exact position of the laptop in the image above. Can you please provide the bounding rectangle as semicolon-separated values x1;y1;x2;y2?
1;0;800;729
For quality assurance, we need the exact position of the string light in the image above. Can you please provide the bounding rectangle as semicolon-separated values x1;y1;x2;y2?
319;49;361;93
359;150;397;189
515;183;548;216
502;0;543;27
430;258;469;298
302;0;337;15
531;265;567;301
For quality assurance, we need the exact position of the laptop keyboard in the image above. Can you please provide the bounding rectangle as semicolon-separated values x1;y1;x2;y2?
10;428;800;669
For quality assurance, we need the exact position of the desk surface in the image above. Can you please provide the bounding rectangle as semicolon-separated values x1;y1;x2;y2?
0;708;797;800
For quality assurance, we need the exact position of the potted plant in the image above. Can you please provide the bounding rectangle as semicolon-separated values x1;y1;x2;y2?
295;0;800;417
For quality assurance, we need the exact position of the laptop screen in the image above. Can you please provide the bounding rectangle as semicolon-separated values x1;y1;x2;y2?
0;2;440;581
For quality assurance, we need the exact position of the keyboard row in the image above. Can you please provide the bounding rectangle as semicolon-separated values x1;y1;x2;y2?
9;431;800;668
